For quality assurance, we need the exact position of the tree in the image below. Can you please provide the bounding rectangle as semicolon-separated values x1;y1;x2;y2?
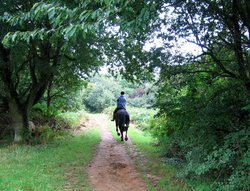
0;0;158;142
136;1;250;189
82;75;122;112
149;0;250;94
0;1;105;142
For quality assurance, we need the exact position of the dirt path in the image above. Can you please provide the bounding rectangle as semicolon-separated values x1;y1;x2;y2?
87;114;147;191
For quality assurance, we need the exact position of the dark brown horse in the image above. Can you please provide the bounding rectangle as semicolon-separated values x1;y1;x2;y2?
115;109;130;141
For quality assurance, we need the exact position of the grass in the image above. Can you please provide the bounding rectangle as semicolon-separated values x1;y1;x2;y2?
0;127;100;191
128;126;191;191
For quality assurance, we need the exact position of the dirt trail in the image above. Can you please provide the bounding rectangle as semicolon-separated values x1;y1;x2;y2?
87;114;147;191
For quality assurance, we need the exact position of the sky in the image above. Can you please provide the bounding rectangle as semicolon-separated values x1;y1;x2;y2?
143;34;202;56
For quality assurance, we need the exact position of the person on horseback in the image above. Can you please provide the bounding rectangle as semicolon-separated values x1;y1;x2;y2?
111;91;126;121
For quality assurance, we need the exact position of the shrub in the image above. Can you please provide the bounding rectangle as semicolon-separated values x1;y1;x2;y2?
31;103;60;120
55;112;80;130
150;71;250;190
30;110;88;144
127;106;157;130
31;125;57;144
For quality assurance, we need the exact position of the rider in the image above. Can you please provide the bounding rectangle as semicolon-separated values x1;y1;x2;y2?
111;91;126;121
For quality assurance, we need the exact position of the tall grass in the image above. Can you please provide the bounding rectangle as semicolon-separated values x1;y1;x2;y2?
0;128;100;191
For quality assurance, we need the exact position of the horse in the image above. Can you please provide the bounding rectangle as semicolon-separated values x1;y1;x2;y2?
115;109;130;141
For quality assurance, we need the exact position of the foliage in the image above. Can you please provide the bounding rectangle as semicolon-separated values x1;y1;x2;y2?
82;75;121;112
126;106;157;130
44;69;87;110
31;103;61;120
82;74;157;112
128;84;157;108
0;0;159;142
29;106;87;144
31;125;59;144
0;0;105;142
127;2;250;189
147;63;250;190
55;111;85;130
0;1;249;190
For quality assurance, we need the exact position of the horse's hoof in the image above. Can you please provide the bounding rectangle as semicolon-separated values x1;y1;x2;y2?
121;138;124;141
117;133;120;136
125;137;128;141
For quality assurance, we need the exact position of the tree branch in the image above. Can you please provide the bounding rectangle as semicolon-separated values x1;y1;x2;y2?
204;51;238;79
63;54;77;61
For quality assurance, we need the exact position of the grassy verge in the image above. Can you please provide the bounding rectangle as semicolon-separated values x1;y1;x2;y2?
0;127;100;191
128;126;191;191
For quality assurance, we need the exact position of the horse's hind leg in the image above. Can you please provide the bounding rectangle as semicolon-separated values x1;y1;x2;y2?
125;129;128;141
120;130;124;141
116;125;120;136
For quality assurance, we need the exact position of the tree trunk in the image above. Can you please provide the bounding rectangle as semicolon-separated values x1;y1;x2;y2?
46;81;52;109
8;98;29;143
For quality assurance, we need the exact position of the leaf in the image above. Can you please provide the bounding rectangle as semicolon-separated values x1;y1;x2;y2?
143;10;150;21
47;7;56;20
12;32;17;42
65;26;76;39
2;33;10;46
91;10;100;19
26;33;31;43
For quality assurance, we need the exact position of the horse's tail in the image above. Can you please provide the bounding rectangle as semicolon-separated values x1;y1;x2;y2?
119;112;126;128
125;111;130;127
116;110;129;130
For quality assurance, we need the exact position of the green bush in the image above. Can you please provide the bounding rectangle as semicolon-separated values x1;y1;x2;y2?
31;103;60;120
30;110;88;144
55;112;81;130
127;106;157;130
31;125;68;144
82;75;157;112
149;70;250;190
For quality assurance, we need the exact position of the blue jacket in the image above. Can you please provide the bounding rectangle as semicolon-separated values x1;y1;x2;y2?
117;95;126;109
